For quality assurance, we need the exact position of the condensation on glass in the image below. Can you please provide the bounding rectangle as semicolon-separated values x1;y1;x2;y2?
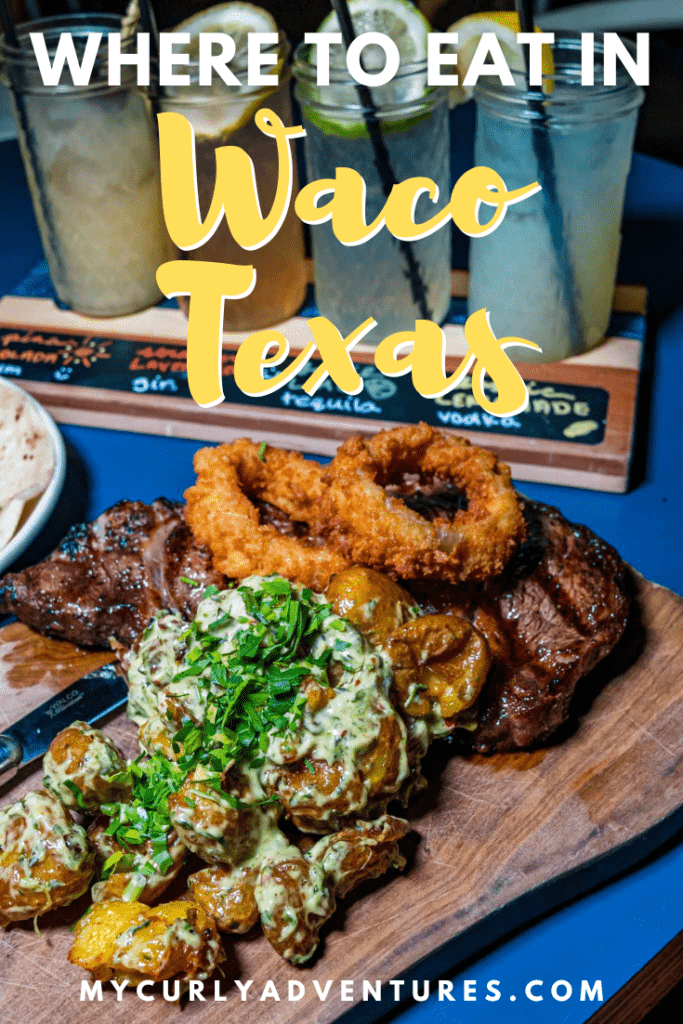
469;35;644;363
0;14;174;317
160;35;307;332
294;45;452;341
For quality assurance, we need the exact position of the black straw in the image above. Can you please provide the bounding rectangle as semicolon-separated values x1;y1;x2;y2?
0;0;18;47
136;0;161;112
514;0;582;356
330;0;432;321
137;0;160;57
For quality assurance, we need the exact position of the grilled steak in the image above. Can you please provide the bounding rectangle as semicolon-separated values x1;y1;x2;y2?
409;500;631;753
0;498;225;648
1;494;631;752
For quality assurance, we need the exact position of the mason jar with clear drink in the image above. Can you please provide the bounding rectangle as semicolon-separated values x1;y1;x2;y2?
468;34;644;363
294;45;452;340
160;33;307;331
0;13;175;317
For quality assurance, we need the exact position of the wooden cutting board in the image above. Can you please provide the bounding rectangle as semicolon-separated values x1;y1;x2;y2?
1;571;682;1023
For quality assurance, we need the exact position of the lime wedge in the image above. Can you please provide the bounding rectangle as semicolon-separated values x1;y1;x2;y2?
316;0;430;71
305;0;432;134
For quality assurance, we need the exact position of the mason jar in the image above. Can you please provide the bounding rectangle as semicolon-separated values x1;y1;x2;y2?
0;13;174;317
468;34;645;363
160;34;307;331
294;44;451;340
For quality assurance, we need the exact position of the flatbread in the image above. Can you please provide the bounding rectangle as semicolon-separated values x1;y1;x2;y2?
0;497;24;551
0;385;55;518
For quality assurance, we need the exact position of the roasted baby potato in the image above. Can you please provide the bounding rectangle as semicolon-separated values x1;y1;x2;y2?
265;758;367;832
327;567;419;646
308;814;410;897
0;790;94;926
254;854;334;964
138;714;180;761
125;611;186;726
168;769;261;865
43;721;131;812
89;818;185;904
385;614;491;735
266;719;406;834
68;898;225;983
188;863;260;934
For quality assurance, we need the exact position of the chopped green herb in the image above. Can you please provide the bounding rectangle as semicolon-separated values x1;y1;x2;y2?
258;441;267;462
180;576;200;587
98;578;341;882
305;759;315;775
261;577;291;596
63;779;85;808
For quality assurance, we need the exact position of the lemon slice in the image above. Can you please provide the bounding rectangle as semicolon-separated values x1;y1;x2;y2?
316;0;430;71
166;3;284;141
446;11;555;105
307;0;431;136
173;2;277;63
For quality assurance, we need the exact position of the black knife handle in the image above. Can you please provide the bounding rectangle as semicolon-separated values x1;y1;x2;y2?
0;732;23;782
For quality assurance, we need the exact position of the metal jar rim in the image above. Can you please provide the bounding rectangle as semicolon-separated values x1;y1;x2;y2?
473;33;645;126
292;39;448;120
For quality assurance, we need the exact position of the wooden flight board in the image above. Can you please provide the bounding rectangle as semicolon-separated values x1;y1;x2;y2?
1;570;682;1024
0;269;647;492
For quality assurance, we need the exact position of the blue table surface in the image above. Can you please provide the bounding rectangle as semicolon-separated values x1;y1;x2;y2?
1;104;683;1021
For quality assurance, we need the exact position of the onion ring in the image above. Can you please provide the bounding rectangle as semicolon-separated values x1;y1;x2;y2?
316;423;525;582
184;439;349;591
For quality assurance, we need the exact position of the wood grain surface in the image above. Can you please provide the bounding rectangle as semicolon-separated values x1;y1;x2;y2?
0;280;647;492
0;571;682;1024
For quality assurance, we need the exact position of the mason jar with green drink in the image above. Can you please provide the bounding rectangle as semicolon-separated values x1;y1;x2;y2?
294;0;452;341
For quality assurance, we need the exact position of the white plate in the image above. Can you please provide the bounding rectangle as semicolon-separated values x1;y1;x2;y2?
0;378;66;574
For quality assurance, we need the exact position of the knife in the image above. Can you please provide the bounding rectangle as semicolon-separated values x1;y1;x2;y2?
0;662;128;782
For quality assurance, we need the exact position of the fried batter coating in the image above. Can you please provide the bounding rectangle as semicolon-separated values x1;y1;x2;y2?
184;440;349;591
0;790;94;926
89;818;186;904
385;614;491;737
168;770;261;865
317;423;525;583
307;814;410;897
327;566;420;645
188;863;259;934
255;853;335;964
43;722;131;812
68;898;224;983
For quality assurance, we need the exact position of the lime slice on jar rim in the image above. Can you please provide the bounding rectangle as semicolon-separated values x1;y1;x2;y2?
165;2;286;142
315;0;431;68
304;0;433;138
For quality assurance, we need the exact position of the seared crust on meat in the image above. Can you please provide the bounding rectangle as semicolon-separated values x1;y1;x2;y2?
0;498;224;647
408;500;631;752
473;501;630;752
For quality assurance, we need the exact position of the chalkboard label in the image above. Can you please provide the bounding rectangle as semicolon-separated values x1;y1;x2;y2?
0;327;608;445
